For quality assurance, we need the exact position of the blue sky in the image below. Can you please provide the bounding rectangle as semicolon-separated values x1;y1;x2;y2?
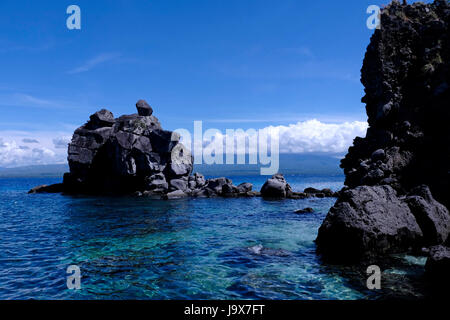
0;0;426;166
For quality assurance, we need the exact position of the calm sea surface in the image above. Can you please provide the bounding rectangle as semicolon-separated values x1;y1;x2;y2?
0;175;427;299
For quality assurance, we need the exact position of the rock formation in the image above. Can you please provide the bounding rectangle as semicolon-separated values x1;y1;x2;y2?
316;0;450;270
29;100;265;198
295;207;314;214
61;100;193;194
259;174;338;199
260;174;293;198
29;106;340;200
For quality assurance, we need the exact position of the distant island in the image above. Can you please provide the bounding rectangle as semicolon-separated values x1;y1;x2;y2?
0;164;69;178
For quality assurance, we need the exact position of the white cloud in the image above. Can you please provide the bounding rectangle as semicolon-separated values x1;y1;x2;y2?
265;119;368;153
0;131;70;167
179;119;368;155
0;120;368;168
0;139;56;167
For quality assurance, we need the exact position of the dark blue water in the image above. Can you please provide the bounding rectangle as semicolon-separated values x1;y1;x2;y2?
0;175;427;300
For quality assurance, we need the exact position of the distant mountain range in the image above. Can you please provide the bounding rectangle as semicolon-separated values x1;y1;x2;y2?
194;153;344;176
0;164;69;178
0;154;344;178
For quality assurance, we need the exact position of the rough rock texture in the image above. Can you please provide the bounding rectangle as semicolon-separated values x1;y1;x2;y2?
135;99;153;116
317;1;450;262
317;185;424;262
425;245;450;286
62;100;193;194
341;0;450;205
32;101;328;199
260;174;293;198
260;174;338;200
405;185;450;245
28;183;64;194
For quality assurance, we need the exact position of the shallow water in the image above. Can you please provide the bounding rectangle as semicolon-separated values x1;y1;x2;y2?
0;175;427;299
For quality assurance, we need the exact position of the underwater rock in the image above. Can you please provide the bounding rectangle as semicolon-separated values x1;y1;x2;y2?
54;99;192;194
260;174;292;199
163;190;188;200
295;207;314;214
247;244;291;257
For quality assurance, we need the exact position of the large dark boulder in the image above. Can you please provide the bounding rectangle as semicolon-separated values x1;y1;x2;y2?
405;185;450;246
136;99;153;116
316;185;424;262
169;178;188;192
62;100;193;194
237;182;253;193
205;177;232;195
317;0;450;263
145;173;168;191
260;174;292;198
88;109;115;128
28;183;64;194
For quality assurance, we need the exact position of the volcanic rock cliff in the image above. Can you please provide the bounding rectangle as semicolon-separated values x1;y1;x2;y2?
316;0;450;271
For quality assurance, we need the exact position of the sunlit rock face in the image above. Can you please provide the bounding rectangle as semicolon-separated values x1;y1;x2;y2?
63;100;193;194
317;0;450;263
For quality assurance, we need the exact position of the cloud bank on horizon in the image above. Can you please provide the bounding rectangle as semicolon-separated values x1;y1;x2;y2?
0;132;71;168
264;119;367;154
0;119;367;168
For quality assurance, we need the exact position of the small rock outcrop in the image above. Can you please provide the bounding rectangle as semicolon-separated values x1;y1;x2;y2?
317;185;425;262
317;1;450;265
260;174;293;198
259;174;338;200
28;183;64;194
295;207;314;214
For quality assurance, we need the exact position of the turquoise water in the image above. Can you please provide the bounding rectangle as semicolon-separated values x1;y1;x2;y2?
0;175;427;299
